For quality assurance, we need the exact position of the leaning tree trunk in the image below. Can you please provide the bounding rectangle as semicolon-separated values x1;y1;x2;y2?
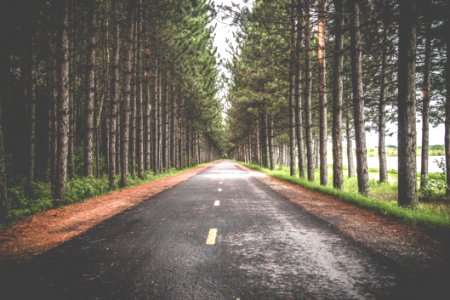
84;0;96;177
109;0;120;189
420;18;431;191
304;0;314;181
332;0;344;189
318;0;328;186
398;0;417;208
54;0;70;201
350;0;369;195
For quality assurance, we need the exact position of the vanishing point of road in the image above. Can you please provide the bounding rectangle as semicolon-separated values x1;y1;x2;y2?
1;161;432;299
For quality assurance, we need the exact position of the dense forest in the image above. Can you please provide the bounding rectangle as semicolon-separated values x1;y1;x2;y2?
226;0;449;209
0;0;225;224
1;0;450;226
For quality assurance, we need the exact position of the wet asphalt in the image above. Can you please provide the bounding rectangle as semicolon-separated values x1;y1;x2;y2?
0;161;447;299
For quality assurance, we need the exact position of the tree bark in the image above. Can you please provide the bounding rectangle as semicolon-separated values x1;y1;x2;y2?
332;0;344;189
318;0;328;186
288;0;296;176
268;117;274;169
294;0;304;177
137;0;144;179
54;0;70;201
84;0;96;177
346;99;355;178
398;0;417;208
420;18;431;191
444;18;450;197
304;0;314;181
378;23;388;183
108;0;120;189
350;0;369;195
120;3;135;187
130;16;137;177
0;65;8;222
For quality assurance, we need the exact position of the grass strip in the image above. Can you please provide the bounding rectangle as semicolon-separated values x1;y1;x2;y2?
241;162;450;233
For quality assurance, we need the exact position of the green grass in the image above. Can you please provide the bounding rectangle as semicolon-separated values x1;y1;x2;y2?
241;162;450;233
3;164;207;228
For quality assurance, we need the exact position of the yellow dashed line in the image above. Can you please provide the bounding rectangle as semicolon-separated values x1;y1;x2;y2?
206;228;217;245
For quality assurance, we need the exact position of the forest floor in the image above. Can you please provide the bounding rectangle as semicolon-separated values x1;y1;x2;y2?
237;164;450;275
0;163;214;261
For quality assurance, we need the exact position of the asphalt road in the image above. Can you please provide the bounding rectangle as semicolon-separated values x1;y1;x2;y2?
0;161;438;299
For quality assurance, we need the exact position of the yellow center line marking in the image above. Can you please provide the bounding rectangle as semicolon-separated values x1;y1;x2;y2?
214;200;220;206
206;228;217;245
218;188;222;192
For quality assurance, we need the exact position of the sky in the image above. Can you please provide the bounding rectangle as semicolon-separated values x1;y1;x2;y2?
211;0;254;103
210;0;446;148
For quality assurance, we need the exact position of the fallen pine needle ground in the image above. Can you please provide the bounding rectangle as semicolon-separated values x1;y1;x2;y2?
0;163;213;261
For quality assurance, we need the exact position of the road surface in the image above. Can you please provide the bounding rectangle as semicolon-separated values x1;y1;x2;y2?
0;161;429;299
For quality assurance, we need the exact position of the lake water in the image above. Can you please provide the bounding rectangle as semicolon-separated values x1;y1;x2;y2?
337;156;445;173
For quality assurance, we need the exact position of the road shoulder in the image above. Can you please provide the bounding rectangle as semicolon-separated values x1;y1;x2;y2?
0;163;215;261
236;163;450;274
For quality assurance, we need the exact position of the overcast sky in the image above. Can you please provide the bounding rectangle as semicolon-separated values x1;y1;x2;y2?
210;0;445;148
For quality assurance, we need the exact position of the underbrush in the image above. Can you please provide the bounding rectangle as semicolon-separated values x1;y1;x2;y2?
3;165;203;227
242;162;450;233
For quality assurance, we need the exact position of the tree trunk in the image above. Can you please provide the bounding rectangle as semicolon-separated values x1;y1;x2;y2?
152;60;158;173
162;71;168;171
288;0;296;176
420;18;431;191
294;0;304;177
346;100;355;178
120;4;134;187
0;67;8;222
332;0;344;189
27;49;36;182
397;0;417;208
350;0;369;195
48;32;58;182
378;23;388;183
108;0;120;189
444;17;450;197
84;0;96;177
318;0;328;186
137;1;144;179
304;0;314;181
170;85;175;168
54;0;70;201
130;17;137;177
268;117;274;169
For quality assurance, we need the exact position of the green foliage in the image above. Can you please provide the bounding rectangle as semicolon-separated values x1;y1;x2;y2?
6;179;53;225
65;176;110;204
420;158;447;202
1;165;206;228
242;162;450;233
